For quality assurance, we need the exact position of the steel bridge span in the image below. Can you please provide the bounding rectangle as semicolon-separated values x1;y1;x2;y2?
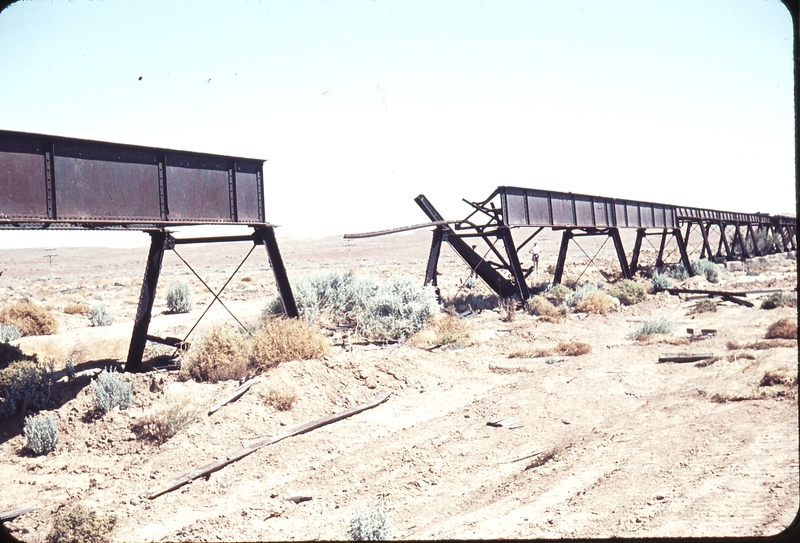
416;186;796;301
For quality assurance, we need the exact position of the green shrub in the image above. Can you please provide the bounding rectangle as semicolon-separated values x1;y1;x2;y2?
166;280;194;314
347;501;391;541
0;324;21;344
92;368;133;414
24;412;59;455
609;279;648;306
266;272;439;341
89;304;114;327
0;360;53;418
651;273;673;292
47;504;116;543
628;317;676;340
761;292;787;310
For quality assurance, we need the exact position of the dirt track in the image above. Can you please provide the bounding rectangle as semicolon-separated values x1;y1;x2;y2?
0;229;797;541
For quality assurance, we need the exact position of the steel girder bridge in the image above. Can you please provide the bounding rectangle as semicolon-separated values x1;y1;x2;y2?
1;129;298;372
416;186;797;301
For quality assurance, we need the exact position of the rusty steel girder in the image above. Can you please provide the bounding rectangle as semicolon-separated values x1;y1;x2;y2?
0;129;265;227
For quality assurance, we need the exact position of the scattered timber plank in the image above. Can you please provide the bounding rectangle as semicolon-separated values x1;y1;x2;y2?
658;353;715;363
145;391;392;499
501;448;545;464
666;288;748;297
208;377;262;415
0;506;38;522
285;496;312;504
721;295;753;307
487;417;522;429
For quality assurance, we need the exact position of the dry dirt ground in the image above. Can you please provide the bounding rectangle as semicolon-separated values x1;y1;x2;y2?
0;228;797;541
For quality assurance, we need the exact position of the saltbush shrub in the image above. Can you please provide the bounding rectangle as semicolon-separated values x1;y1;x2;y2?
609;279;648;306
761;292;787;310
0;301;58;336
651;273;673;292
89;304;114;327
666;263;690;281
0;324;21;344
92;368;133;414
166;280;194;314
447;292;499;312
0;360;53;417
347;501;391;541
565;282;597;308
47;504;116;543
628;316;676;340
546;283;574;305
267;272;439;341
24;412;59;455
691;259;720;283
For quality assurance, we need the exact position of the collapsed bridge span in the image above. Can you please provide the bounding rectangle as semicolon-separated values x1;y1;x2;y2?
412;186;796;301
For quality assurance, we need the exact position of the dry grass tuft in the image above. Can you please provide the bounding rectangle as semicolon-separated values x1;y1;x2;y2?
758;371;796;388
727;338;797;351
0;301;59;336
509;341;591;358
525;448;558;470
410;313;475;349
499;298;517;322
765;318;797;340
261;383;298;411
555;341;592;356
709;392;762;403
63;303;90;315
250;317;330;371
574;291;614;314
489;364;535;374
132;394;201;444
180;326;251;383
690;299;718;314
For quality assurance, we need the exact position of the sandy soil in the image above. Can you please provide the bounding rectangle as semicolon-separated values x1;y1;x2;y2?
0;228;797;541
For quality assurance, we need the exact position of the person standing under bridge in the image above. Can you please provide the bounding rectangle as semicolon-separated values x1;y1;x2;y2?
529;241;541;274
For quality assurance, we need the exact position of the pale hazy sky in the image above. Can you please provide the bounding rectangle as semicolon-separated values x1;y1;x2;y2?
0;0;795;248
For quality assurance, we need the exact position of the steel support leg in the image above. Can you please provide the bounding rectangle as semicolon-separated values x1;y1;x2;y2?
629;228;645;275
256;226;299;318
655;229;668;268
553;230;572;285
424;227;444;286
699;222;713;260
609;228;632;279
499;228;530;300
673;228;694;275
125;231;167;372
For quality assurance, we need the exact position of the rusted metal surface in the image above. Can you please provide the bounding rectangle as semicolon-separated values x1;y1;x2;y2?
0;129;267;227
